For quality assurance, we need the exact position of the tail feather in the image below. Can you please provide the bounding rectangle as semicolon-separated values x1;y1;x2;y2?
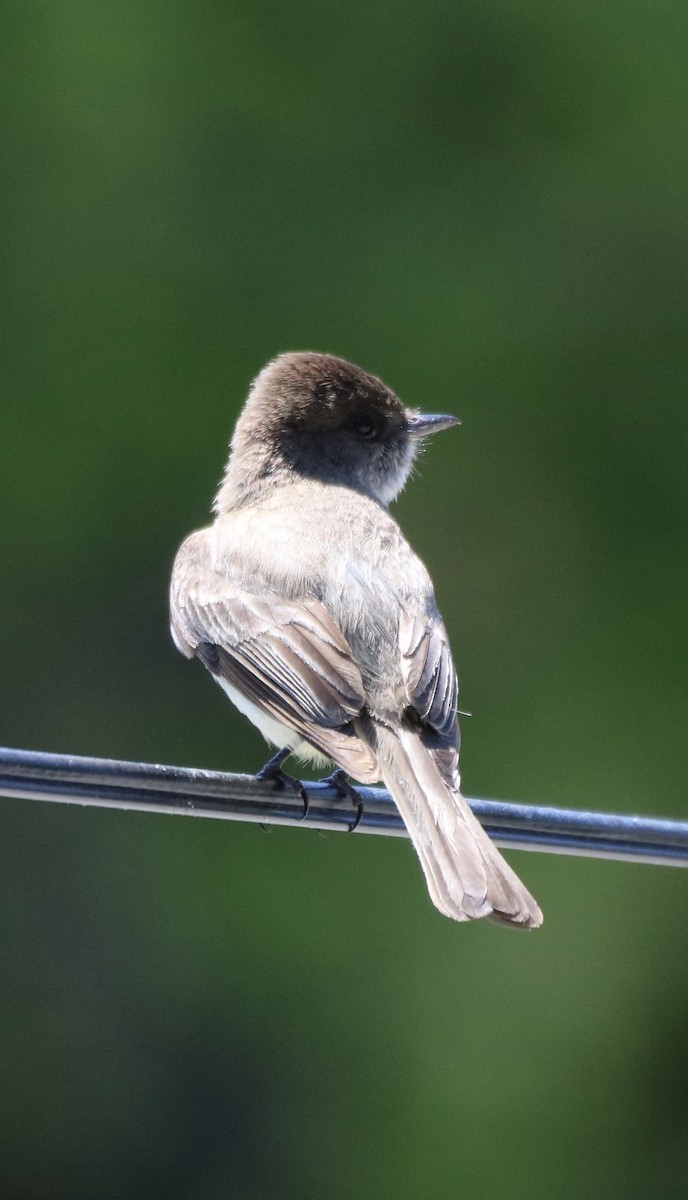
367;720;542;929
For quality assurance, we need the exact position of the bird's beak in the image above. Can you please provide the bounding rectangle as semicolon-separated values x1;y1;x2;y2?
406;411;461;439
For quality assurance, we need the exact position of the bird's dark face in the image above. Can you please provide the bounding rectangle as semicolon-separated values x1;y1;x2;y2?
276;355;414;504
232;352;455;506
216;352;460;512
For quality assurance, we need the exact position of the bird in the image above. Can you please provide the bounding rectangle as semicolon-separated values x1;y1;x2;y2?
170;351;542;928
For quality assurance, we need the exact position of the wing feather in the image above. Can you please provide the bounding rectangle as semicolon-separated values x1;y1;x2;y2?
171;556;380;781
399;606;459;742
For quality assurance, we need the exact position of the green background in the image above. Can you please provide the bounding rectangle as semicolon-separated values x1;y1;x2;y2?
3;2;687;1196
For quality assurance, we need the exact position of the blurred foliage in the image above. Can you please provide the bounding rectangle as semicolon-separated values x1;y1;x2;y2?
2;1;688;1197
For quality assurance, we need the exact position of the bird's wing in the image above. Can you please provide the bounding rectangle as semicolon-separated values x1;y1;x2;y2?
398;607;461;787
171;562;380;782
398;607;459;739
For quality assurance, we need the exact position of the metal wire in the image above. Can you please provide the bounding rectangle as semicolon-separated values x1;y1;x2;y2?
1;745;687;866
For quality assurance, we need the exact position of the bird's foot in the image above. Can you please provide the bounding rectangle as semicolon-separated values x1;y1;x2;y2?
256;747;309;820
322;768;364;832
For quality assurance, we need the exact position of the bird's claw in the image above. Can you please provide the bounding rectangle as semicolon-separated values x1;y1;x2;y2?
256;747;309;820
322;768;364;832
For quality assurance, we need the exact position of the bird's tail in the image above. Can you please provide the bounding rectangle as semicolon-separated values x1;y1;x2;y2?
367;719;542;929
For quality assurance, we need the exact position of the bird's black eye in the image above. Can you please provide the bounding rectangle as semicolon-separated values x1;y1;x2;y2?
351;412;379;440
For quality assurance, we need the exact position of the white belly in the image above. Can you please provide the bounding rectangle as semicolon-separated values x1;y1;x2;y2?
214;676;331;768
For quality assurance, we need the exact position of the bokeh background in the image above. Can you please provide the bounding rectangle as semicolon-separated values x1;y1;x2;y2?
3;2;688;1196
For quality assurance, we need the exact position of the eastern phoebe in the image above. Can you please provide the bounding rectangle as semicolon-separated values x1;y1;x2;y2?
170;352;542;928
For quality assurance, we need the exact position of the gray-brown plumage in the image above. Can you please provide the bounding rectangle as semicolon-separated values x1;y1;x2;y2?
170;352;542;928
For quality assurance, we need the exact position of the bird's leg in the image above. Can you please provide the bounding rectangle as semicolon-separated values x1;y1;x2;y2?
255;746;309;820
322;768;364;832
